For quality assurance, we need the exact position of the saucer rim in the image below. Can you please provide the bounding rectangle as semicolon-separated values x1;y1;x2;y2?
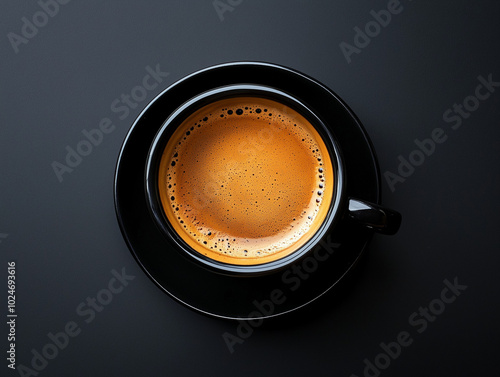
114;61;381;319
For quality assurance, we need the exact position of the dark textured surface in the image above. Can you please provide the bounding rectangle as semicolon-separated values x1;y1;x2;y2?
1;1;499;376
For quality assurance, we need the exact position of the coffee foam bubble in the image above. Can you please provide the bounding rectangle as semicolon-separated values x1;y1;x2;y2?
158;97;332;264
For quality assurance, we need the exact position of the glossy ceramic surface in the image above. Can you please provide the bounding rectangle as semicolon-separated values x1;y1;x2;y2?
114;62;383;319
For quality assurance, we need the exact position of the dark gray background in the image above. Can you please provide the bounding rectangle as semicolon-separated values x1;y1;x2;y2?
1;1;499;376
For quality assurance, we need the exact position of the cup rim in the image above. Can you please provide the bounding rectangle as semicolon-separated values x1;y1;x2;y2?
145;83;347;275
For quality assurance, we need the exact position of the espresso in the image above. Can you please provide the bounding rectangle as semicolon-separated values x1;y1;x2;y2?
158;97;333;265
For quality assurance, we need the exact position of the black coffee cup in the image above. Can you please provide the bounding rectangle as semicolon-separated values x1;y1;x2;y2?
144;69;401;276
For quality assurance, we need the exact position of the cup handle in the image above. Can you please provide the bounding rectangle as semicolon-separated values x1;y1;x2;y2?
347;198;402;235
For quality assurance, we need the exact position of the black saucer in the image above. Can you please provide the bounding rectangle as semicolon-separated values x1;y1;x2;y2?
114;62;380;319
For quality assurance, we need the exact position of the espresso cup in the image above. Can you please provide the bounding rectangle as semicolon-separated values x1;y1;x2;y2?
145;83;401;275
